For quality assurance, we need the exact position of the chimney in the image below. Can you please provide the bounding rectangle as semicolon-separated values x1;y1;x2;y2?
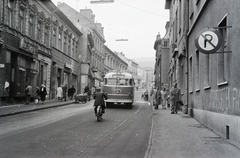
156;32;161;40
57;2;62;7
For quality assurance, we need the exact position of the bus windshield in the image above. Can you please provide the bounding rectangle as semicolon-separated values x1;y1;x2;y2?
105;78;134;86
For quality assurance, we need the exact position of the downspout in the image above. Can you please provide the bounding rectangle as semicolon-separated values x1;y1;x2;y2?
185;0;189;115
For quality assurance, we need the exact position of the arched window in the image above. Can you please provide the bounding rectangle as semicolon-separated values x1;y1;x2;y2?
44;18;50;46
7;0;15;27
29;5;37;38
18;0;28;33
37;13;44;43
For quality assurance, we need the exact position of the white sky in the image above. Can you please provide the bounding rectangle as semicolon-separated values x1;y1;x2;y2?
52;0;169;59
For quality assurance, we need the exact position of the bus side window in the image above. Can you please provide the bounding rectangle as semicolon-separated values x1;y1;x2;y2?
104;78;107;85
130;79;134;86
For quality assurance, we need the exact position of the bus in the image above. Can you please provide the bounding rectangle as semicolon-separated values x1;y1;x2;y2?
103;71;134;108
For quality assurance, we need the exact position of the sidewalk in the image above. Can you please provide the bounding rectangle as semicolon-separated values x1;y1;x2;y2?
145;107;240;158
0;99;75;117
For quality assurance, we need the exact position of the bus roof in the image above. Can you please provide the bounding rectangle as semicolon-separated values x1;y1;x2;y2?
104;72;133;78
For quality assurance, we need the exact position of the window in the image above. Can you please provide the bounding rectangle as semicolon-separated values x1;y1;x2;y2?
69;40;75;56
29;16;35;38
68;39;71;55
195;50;200;91
7;1;14;27
63;35;67;53
58;31;62;50
19;9;25;33
189;0;194;20
52;28;56;47
44;25;49;46
75;43;78;59
217;15;228;85
196;0;201;5
37;21;42;42
179;0;182;33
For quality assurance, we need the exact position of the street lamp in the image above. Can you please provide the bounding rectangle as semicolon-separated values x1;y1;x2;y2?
115;39;129;41
90;0;114;4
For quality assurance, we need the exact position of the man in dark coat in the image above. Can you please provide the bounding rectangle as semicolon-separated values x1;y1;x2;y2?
93;87;107;115
39;84;47;104
170;82;181;114
61;84;68;101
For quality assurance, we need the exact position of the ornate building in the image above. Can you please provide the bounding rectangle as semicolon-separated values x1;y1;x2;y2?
57;3;106;89
0;0;83;104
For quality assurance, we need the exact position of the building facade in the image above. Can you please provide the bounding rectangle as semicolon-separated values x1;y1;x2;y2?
0;0;84;104
47;2;82;98
164;0;240;148
0;0;59;104
154;25;170;90
103;45;128;75
57;3;105;89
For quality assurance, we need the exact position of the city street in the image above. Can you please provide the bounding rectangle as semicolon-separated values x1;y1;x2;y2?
0;90;152;158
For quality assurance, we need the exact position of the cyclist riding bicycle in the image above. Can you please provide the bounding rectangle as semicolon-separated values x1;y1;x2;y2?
93;87;107;116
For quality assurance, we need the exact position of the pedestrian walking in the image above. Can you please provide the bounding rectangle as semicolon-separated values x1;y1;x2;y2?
68;86;72;99
69;85;76;100
144;90;149;101
25;83;32;105
170;82;181;114
61;84;68;101
151;87;157;106
56;86;63;100
35;86;40;104
155;87;161;109
39;84;47;104
161;87;168;109
84;85;91;101
91;86;96;100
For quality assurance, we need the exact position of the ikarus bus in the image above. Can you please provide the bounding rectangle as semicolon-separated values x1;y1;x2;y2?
103;71;134;108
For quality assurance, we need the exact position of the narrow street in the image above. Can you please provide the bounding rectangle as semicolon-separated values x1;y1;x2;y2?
0;90;152;158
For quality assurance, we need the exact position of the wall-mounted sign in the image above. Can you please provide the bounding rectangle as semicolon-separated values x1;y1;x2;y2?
195;28;222;54
19;38;38;56
64;62;72;69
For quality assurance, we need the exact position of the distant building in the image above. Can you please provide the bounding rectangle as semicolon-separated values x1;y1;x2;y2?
141;67;154;90
103;46;128;74
154;23;170;89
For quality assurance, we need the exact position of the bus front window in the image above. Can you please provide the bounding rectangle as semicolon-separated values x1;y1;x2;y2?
119;79;129;85
107;78;117;85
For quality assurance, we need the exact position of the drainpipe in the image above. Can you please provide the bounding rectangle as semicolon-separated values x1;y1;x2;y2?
184;0;189;115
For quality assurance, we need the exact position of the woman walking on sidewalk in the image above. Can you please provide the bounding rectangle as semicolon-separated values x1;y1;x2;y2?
155;87;161;109
160;87;168;109
25;83;32;105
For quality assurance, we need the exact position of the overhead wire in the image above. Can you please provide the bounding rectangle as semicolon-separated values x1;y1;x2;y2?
115;0;169;19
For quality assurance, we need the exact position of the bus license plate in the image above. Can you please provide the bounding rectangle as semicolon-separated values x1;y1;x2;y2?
114;89;122;93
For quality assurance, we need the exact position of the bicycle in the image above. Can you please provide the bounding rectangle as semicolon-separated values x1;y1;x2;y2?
96;105;103;122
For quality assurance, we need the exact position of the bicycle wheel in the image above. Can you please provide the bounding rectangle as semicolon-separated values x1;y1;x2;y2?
97;106;102;122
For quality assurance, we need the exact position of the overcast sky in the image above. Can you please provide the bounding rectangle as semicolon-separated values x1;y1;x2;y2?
52;0;169;59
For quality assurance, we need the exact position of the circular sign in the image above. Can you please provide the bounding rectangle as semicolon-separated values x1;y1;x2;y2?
195;28;222;54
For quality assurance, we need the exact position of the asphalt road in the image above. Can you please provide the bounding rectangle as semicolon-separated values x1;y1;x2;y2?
0;90;151;158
